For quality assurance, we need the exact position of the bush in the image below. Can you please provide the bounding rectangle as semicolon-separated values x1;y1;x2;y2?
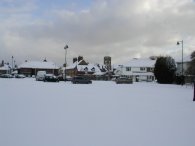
154;56;176;84
187;51;195;75
175;75;185;85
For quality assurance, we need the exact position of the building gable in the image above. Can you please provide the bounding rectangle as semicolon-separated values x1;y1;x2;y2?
78;60;88;65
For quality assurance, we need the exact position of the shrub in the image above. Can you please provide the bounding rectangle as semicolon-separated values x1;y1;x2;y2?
154;56;176;84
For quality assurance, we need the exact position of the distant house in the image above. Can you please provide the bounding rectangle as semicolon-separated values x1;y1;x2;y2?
66;60;102;78
0;64;11;74
114;58;156;82
18;60;59;76
61;56;107;79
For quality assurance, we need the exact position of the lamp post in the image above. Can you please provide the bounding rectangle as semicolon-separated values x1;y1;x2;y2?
14;60;16;68
177;40;184;85
11;56;14;73
64;44;68;81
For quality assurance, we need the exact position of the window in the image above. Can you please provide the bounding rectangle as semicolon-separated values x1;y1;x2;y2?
91;67;95;72
147;68;154;72
126;67;131;71
140;67;145;71
84;67;88;71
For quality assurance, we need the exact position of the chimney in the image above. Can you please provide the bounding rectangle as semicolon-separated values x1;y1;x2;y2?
104;56;111;71
78;56;83;62
1;60;4;67
73;57;77;63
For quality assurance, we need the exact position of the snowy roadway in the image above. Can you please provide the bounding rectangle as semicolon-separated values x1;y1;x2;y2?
0;78;195;146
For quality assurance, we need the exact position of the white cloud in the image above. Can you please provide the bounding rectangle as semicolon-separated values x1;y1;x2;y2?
0;0;195;65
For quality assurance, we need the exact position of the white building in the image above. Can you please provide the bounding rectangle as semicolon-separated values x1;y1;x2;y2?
0;64;11;74
18;60;59;76
114;58;156;82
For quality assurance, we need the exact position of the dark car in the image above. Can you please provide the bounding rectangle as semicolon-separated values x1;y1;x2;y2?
71;76;92;84
57;74;64;81
0;74;13;78
15;74;26;78
57;75;72;81
115;77;133;84
44;74;59;82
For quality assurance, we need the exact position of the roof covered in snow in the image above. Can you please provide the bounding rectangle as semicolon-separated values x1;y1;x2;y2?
65;60;83;70
123;58;156;67
18;61;59;69
0;64;11;70
65;60;104;73
77;64;102;73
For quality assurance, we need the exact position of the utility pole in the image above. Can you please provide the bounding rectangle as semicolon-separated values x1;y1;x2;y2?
11;56;14;73
177;40;184;85
64;44;68;81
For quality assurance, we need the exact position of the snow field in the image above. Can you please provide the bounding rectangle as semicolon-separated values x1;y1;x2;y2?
0;78;195;146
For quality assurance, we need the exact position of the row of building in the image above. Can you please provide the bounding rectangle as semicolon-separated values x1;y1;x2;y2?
0;56;111;79
0;55;191;82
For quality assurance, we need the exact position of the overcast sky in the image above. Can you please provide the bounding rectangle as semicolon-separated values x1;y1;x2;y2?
0;0;195;66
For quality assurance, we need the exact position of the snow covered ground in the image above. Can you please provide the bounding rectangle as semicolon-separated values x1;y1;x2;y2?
0;78;195;146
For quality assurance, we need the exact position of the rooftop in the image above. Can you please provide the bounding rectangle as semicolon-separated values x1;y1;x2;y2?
18;61;59;69
0;64;11;70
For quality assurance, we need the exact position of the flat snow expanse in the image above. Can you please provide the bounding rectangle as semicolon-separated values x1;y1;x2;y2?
0;78;195;146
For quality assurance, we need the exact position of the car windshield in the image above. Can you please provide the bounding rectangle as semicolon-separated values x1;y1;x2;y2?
75;77;83;79
119;77;127;79
45;74;53;77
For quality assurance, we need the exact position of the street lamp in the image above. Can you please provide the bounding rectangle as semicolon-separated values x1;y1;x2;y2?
64;44;68;81
11;56;14;72
14;60;16;68
177;40;184;85
177;40;183;75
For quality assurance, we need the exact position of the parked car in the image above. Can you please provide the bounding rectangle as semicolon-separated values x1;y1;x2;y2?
66;76;73;81
57;75;72;81
0;74;13;78
36;71;46;81
15;74;26;78
44;74;59;82
71;76;92;84
115;77;133;84
57;74;64;81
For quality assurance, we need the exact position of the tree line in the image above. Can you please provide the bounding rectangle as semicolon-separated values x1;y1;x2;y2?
154;51;195;84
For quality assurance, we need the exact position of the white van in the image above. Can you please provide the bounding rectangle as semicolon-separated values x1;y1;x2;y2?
36;71;46;81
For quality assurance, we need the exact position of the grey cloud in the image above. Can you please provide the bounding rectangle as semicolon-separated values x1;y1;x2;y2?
0;0;195;65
